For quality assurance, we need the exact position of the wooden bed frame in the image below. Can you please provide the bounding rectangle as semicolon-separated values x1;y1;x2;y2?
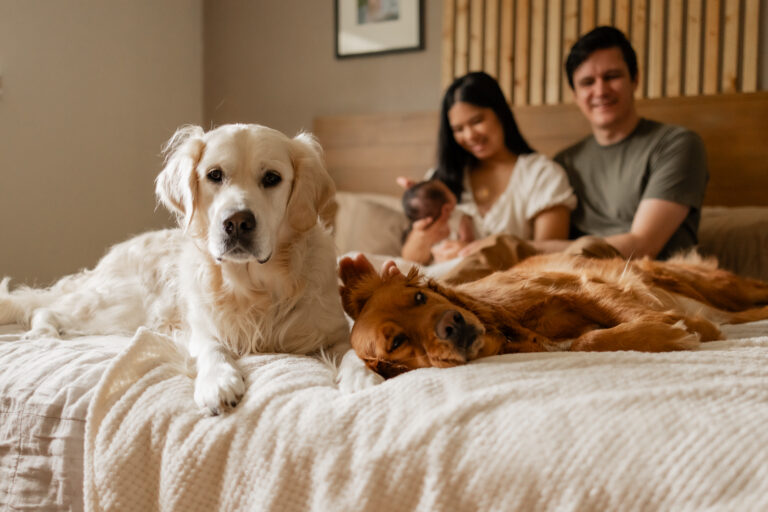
314;91;768;207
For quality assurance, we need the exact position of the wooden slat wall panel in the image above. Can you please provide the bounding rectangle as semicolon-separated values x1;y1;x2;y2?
665;1;684;97
484;0;499;76
581;0;597;34
742;0;760;92
441;0;456;90
685;0;703;96
513;0;530;106
721;0;740;93
529;1;545;105
545;0;562;105
442;0;762;105
562;0;579;104
598;0;613;25
703;0;721;95
632;0;648;98
647;0;664;98
469;0;484;71
498;0;513;100
614;0;630;33
454;0;470;77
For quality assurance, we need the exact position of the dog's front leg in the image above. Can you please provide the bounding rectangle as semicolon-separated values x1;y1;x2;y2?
188;329;246;415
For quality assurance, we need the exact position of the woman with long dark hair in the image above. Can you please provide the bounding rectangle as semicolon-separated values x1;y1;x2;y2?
400;71;576;264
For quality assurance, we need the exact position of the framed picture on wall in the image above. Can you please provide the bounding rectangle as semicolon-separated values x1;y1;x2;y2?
335;0;424;58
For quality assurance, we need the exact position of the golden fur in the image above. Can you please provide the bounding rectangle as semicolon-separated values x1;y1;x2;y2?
339;252;768;378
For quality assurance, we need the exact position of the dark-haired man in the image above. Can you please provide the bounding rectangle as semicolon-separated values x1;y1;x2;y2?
555;26;708;259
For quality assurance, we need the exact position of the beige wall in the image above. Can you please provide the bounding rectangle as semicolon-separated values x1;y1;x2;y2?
0;0;203;285
203;0;443;137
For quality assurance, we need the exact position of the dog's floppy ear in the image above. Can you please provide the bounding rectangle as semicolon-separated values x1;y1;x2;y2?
155;125;206;230
287;132;336;232
364;358;410;379
339;254;380;319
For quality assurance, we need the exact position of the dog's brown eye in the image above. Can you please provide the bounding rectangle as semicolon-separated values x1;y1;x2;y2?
261;170;282;188
207;169;223;183
390;333;408;351
414;291;427;305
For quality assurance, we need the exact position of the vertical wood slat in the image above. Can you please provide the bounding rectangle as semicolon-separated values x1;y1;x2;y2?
545;0;562;105
647;0;664;98
721;0;740;93
562;0;579;104
469;0;484;71
484;0;499;77
529;0;545;105
581;0;597;34
632;0;648;98
665;0;684;97
615;0;631;34
598;0;613;25
685;0;703;96
498;0;514;101
742;0;760;92
441;0;456;91
703;0;721;94
454;0;470;77
513;0;530;106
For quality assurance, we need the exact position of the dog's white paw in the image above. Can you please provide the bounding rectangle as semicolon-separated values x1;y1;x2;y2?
22;324;60;340
194;361;246;415
336;348;384;393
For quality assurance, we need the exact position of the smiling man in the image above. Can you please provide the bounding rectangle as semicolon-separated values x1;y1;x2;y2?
554;26;708;260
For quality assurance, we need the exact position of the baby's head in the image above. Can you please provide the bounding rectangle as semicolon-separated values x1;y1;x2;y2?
402;180;452;224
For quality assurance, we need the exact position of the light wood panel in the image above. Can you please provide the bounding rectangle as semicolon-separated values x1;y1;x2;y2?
442;0;761;105
315;93;768;207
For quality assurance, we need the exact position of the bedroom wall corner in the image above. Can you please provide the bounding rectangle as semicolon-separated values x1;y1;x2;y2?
0;1;204;286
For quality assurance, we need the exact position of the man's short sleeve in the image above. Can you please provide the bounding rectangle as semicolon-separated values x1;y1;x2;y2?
642;128;708;209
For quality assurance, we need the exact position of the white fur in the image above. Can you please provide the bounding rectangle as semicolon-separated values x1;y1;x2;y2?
0;124;350;414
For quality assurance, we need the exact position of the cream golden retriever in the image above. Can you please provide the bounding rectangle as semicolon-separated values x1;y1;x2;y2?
0;124;351;414
339;252;768;378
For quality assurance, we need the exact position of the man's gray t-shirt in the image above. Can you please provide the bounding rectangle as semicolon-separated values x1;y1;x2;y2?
554;119;708;259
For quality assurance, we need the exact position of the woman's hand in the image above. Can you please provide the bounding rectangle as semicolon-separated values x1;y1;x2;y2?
401;202;454;263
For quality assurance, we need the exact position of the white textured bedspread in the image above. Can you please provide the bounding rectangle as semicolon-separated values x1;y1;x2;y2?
83;321;768;512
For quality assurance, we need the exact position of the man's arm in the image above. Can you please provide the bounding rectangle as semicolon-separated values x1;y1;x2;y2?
604;198;690;259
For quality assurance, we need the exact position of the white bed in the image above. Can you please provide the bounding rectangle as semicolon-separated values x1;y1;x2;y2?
2;319;768;510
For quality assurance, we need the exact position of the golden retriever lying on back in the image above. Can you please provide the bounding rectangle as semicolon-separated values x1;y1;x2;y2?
1;124;349;414
339;252;768;378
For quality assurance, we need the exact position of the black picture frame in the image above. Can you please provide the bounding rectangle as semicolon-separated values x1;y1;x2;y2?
335;0;424;59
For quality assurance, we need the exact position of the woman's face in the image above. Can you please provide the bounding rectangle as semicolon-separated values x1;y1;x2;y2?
447;102;506;161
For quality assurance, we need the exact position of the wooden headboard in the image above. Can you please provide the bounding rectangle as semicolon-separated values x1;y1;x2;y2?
314;91;768;207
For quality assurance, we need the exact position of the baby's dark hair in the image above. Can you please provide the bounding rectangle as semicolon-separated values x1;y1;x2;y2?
402;180;452;222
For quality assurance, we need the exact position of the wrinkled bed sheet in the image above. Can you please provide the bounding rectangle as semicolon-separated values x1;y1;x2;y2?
3;320;768;512
81;321;768;512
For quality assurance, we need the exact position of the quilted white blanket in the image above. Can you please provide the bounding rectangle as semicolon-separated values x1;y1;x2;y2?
83;321;768;511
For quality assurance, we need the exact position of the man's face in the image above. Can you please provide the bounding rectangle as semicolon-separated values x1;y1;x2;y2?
572;47;638;133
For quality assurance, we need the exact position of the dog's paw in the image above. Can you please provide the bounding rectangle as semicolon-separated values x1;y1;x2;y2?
336;349;384;393
21;324;60;340
194;361;246;415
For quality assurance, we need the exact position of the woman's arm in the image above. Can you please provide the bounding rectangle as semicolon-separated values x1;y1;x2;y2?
532;205;571;240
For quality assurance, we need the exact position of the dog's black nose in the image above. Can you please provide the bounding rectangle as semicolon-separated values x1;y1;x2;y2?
435;310;477;349
223;210;256;238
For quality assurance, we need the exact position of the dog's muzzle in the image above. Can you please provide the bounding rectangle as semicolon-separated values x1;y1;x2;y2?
435;309;479;350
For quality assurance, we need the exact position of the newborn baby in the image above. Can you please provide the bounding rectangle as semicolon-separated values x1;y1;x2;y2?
401;180;475;244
